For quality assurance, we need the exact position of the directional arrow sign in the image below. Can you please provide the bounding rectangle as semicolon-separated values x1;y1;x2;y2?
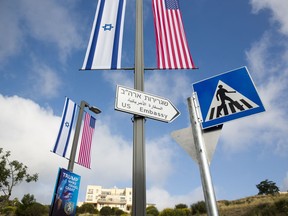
115;85;180;123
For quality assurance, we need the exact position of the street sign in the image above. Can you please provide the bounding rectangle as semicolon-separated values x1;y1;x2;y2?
193;66;265;129
115;85;180;123
171;125;223;164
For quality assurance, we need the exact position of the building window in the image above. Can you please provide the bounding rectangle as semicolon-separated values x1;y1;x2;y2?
87;195;93;201
88;189;93;194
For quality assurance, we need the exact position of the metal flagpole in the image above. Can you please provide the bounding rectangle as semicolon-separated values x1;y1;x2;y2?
187;95;219;216
67;101;101;172
132;0;146;215
68;101;86;172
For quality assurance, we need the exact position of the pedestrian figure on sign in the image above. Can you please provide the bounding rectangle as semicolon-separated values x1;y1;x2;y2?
216;85;236;106
216;85;239;117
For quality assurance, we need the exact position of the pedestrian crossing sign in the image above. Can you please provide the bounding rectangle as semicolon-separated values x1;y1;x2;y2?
192;67;265;129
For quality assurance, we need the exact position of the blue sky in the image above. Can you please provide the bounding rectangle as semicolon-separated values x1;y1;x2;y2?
0;0;288;210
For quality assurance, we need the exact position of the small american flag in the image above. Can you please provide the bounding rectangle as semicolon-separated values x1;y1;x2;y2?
152;0;196;69
77;113;96;168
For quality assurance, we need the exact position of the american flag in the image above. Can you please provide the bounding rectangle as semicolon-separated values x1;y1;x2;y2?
152;0;196;69
77;113;96;168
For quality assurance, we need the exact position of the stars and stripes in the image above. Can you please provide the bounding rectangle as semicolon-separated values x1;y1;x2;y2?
152;0;196;69
77;113;96;169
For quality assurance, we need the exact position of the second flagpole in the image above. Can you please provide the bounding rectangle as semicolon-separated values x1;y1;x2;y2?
132;0;146;215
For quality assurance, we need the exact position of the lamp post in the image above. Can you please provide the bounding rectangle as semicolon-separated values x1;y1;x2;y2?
67;100;101;172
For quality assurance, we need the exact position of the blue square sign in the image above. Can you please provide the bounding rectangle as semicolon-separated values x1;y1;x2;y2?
192;67;265;129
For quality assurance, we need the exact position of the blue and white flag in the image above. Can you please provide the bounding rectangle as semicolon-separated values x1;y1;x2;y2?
82;0;126;70
53;97;77;157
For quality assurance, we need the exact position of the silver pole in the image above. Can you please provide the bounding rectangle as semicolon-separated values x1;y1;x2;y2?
187;95;219;216
67;100;87;172
132;0;146;214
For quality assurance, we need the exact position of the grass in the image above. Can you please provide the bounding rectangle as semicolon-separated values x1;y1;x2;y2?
217;193;288;216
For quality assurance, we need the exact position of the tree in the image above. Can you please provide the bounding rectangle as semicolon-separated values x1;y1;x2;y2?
256;179;280;195
15;194;49;216
100;206;113;216
147;205;159;216
159;208;174;216
0;197;20;215
115;208;125;215
191;201;206;215
175;203;188;209
77;203;97;214
21;193;36;207
174;204;191;216
0;148;38;202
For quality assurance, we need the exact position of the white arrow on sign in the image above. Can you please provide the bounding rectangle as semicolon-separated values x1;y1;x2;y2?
115;85;180;123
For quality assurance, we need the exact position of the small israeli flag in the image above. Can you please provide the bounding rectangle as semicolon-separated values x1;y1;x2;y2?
53;97;77;157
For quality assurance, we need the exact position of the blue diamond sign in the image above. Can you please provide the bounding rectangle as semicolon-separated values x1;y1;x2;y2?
192;67;265;129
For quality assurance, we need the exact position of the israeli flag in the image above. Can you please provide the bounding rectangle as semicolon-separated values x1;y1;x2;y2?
82;0;126;70
53;97;77;157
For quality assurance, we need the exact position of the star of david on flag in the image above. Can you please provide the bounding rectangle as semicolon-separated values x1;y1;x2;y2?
102;24;114;31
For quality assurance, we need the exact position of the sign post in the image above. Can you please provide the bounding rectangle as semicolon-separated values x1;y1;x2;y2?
187;95;219;216
133;0;145;214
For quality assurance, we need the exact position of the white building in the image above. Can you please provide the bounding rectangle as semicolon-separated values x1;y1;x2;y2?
84;185;133;213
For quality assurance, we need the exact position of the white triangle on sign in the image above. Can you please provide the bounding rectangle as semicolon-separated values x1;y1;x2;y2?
171;125;222;164
205;80;259;122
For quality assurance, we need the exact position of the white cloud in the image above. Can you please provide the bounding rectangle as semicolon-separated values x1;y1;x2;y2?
0;0;84;63
250;0;288;36
0;94;133;203
245;33;270;81
28;61;62;99
146;136;176;186
88;122;133;185
0;94;63;202
147;186;204;210
0;2;23;62
20;0;84;61
145;72;192;106
221;28;288;155
103;71;134;89
0;94;192;207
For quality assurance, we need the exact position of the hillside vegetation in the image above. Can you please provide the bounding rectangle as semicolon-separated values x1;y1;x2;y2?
217;193;288;216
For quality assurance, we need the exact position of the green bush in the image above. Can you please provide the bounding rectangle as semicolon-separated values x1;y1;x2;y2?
2;206;17;215
191;201;206;215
